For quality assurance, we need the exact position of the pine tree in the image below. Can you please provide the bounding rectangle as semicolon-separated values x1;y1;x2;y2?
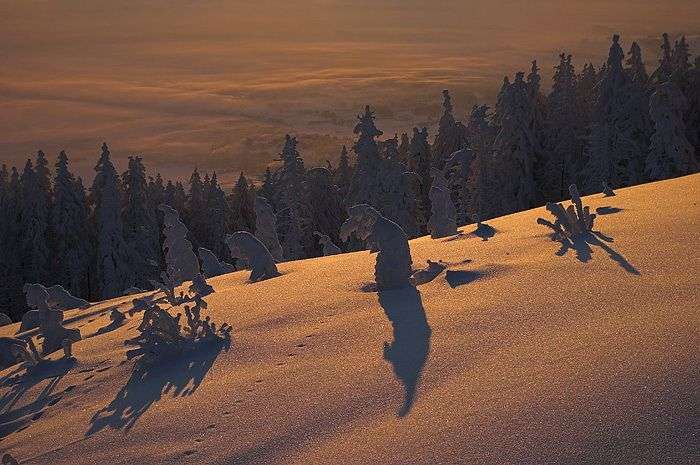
625;41;652;178
0;167;24;319
432;90;468;169
348;106;384;210
306;167;345;253
397;133;410;164
204;172;228;258
544;53;581;200
491;72;539;215
583;34;643;192
90;143;133;298
164;180;187;214
19;154;51;285
465;104;498;219
685;57;700;162
334;145;353;202
646;80;697;180
52;151;92;298
408;127;432;229
527;61;549;199
229;172;256;233
122;155;161;288
185;167;207;248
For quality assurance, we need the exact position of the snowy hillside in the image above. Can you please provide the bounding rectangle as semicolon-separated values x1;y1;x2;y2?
1;174;698;465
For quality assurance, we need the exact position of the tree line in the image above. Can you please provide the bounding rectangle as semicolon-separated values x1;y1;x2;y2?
1;33;697;320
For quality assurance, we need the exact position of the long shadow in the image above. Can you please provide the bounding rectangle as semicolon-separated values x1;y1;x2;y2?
445;269;488;288
444;223;497;242
377;287;431;417
86;341;228;436
0;358;75;439
553;231;640;275
595;206;624;215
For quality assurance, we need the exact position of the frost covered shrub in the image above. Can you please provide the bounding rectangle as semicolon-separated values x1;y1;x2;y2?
537;184;597;239
0;336;42;369
602;181;616;197
126;283;230;361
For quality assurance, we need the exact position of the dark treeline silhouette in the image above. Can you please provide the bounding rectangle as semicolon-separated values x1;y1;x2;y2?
0;33;698;320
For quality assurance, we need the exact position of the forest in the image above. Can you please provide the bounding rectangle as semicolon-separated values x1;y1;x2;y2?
0;33;697;320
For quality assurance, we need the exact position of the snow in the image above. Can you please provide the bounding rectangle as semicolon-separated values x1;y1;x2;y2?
1;174;698;464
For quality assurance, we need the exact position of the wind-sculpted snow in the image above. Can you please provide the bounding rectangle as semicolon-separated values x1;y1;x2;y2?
225;231;280;282
340;204;413;290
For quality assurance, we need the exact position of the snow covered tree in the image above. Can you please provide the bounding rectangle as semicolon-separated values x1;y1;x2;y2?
0;166;25;319
229;172;256;233
203;172;228;258
185;168;207;248
254;196;284;262
334;145;353;203
646;81;697;180
432;90;467;169
544;53;581;200
625;41;652;177
159;204;200;284
407;127;432;229
348;105;384;210
583;35;644;192
51;151;92;298
527;61;550;198
306;167;345;252
19;153;51;285
491;72;539;215
122;155;161;289
465;105;498;220
90;143;133;298
397;133;410;164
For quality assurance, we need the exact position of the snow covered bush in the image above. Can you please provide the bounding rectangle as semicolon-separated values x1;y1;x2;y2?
314;231;342;255
340;204;413;290
225;231;280;282
198;247;235;278
537;184;597;239
0;312;11;327
125;287;231;361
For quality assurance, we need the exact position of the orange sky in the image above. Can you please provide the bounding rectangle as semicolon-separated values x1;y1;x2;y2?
1;0;698;183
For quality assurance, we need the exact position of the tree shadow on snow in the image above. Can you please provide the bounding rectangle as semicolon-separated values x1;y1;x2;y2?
445;269;488;288
85;341;228;436
444;222;497;242
0;358;76;439
552;230;640;275
378;287;431;417
595;206;624;215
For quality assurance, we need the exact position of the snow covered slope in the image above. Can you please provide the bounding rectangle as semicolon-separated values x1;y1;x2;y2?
1;174;698;465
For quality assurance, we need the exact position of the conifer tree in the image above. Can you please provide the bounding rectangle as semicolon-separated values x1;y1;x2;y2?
646;80;697;180
0;167;24;318
625;41;652;178
544;53;581;200
90;143;133;298
306;167;345;250
185;167;207;248
122;155;161;288
20;154;51;285
491;72;539;215
348;106;384;210
204;172;229;258
52;151;92;298
333;145;353;202
432;90;468;169
465;105;498;219
229;172;256;234
583;35;643;192
397;133;410;164
408;127;432;229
